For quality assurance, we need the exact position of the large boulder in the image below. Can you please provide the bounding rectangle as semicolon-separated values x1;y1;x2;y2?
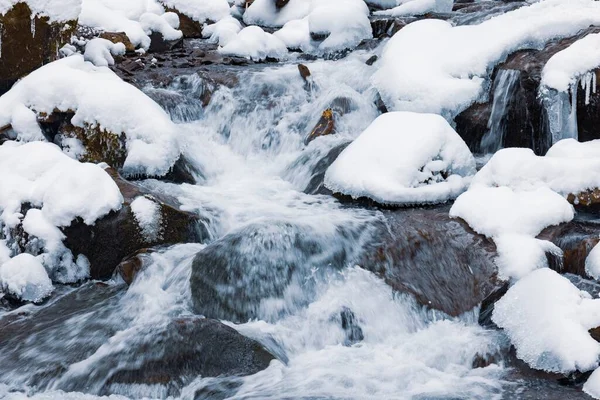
63;168;208;280
0;3;76;95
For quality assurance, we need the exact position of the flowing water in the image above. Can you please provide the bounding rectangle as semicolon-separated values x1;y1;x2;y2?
0;49;536;400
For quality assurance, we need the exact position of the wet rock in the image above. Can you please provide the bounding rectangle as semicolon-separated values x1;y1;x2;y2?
162;6;203;38
568;188;600;212
365;55;378;66
275;0;290;8
190;221;351;323
0;3;76;95
577;69;600;143
339;307;364;346
358;206;500;317
298;63;311;81
304;109;335;145
97;318;274;396
63;168;207;280
99;32;136;53
115;248;156;285
304;142;351;195
369;16;411;39
148;31;184;53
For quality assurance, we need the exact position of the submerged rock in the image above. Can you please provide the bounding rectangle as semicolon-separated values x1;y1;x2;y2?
63;168;207;280
304;108;335;145
0;3;76;95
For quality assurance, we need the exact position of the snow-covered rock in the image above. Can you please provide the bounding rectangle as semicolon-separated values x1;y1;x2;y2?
243;0;310;27
374;0;453;17
83;38;126;67
324;112;476;205
0;253;53;303
161;0;230;24
220;26;288;61
586;242;600;280
373;0;600;117
0;0;81;22
202;16;242;47
492;268;600;374
131;196;162;242
0;55;181;177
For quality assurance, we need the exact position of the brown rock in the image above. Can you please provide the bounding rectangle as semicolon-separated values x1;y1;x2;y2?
304;108;335;145
116;248;156;284
568;188;600;211
163;6;203;38
275;0;290;8
99;32;136;53
298;63;311;81
0;3;76;95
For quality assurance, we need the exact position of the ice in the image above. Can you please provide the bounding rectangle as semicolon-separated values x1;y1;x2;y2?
202;16;242;47
585;368;600;399
0;0;81;22
373;0;600;117
219;26;288;61
0;55;181;177
83;38;126;67
243;0;310;27
374;0;453;17
450;186;574;238
492;268;600;373
0;253;53;303
162;0;230;23
130;196;162;242
324;111;476;205
586;243;600;280
541;33;600;93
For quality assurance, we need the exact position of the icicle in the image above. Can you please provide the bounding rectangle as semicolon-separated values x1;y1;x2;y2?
30;16;35;38
566;83;578;140
0;23;3;59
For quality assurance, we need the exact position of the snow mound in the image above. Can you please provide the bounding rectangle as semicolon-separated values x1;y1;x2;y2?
83;38;126;67
324;112;476;205
492;268;600;373
374;0;453;17
373;0;600;117
546;138;600;159
220;26;288;61
494;234;562;281
0;55;181;177
131;196;162;242
585;368;600;399
449;186;574;238
0;254;53;303
243;0;310;27
541;33;600;93
0;0;81;22
586;243;600;280
79;0;182;50
162;0;230;23
202;16;242;47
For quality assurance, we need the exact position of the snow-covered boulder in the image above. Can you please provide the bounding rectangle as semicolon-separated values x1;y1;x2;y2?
202;16;242;46
324;112;476;206
243;0;309;27
83;38;126;67
220;26;288;61
0;1;79;93
374;0;453;17
492;268;600;374
0;55;181;178
0;253;53;303
160;0;230;38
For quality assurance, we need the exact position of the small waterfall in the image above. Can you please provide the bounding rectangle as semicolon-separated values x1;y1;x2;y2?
480;69;521;153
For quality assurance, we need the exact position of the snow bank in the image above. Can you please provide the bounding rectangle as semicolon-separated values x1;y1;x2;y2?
243;0;310;27
79;0;182;50
162;0;230;23
220;26;288;61
131;196;162;242
0;0;81;22
492;268;600;373
0;254;53;303
586;243;600;280
324;112;476;205
83;38;126;67
0;55;181;177
202;16;242;47
541;33;600;93
374;0;453;17
373;0;600;117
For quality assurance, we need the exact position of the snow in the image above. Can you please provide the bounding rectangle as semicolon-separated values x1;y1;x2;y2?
541;33;600;93
162;0;230;23
0;55;181;177
202;16;242;47
449;186;574;238
492;268;600;374
79;0;182;50
0;253;53;303
243;0;310;28
83;38;126;67
130;196;162;242
373;0;600;117
220;26;288;61
0;0;81;22
585;368;600;399
374;0;453;17
494;234;562;281
364;0;400;9
586;242;600;280
546;138;600;159
324;112;476;205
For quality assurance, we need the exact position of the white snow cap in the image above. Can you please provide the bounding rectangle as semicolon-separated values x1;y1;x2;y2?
373;0;600;117
324;111;476;205
220;26;288;61
162;0;230;23
0;0;81;22
0;254;53;303
131;196;162;242
83;38;126;67
542;32;600;93
374;0;453;17
0;55;181;177
243;0;310;27
202;16;242;47
493;268;600;374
